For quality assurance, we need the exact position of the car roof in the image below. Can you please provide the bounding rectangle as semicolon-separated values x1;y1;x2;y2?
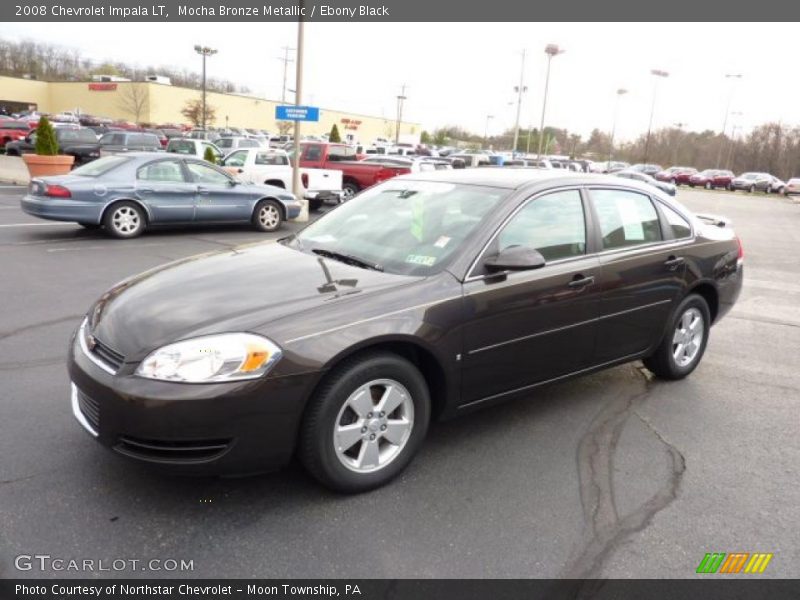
398;167;623;190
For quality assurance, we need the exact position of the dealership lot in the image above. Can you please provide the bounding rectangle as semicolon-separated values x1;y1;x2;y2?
0;186;797;578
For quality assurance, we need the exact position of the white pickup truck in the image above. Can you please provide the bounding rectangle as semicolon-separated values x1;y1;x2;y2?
220;148;343;211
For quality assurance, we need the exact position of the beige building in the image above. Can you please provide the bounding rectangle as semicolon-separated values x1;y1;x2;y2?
0;75;420;145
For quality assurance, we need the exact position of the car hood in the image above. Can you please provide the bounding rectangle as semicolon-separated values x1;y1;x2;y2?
87;242;418;359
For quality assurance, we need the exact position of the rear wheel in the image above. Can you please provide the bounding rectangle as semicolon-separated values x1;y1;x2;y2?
704;182;712;190
643;294;711;380
342;181;360;200
252;199;283;232
103;201;145;239
299;352;431;493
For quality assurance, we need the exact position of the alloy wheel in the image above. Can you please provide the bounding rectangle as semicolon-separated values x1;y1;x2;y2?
258;205;279;229
111;206;141;235
672;307;704;368
333;378;414;473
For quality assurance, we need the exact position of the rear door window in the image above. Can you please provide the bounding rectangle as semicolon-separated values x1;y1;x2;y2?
590;189;663;250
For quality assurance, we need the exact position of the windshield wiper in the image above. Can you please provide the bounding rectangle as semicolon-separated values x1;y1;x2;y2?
311;248;383;272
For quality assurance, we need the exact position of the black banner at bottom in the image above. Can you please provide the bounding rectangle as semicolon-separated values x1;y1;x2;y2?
3;579;800;600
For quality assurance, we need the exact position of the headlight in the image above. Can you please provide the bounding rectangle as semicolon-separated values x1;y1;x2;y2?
136;333;282;383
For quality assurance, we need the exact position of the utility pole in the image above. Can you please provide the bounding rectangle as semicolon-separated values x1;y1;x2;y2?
512;49;526;156
291;0;307;221
278;45;295;103
395;83;407;144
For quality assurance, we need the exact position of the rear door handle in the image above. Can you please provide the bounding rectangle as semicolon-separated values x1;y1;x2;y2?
568;275;595;288
138;187;154;193
664;256;685;269
197;187;210;194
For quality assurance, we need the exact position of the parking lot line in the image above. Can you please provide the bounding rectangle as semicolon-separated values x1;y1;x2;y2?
46;242;167;253
0;222;76;228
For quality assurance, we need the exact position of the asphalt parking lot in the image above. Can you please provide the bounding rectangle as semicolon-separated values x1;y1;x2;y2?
0;184;798;579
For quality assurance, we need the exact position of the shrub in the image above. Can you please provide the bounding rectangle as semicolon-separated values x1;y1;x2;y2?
329;123;341;143
34;116;59;156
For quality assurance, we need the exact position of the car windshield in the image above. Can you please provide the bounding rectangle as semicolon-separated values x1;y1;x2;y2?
742;173;757;180
70;155;130;177
291;180;507;276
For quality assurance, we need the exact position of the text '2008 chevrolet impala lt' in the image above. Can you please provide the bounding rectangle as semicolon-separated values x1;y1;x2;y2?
68;169;743;492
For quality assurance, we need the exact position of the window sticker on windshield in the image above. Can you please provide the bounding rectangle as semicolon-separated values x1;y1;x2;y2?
405;254;436;267
433;236;451;248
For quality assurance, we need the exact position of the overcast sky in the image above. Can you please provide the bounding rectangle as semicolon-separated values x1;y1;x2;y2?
7;22;796;141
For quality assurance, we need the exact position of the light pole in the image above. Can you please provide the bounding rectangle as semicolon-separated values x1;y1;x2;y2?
278;46;295;103
291;0;307;221
608;87;628;163
511;49;527;156
726;111;743;169
395;84;408;145
673;121;686;165
194;45;217;131
643;69;669;163
484;114;494;146
536;43;565;160
716;73;742;166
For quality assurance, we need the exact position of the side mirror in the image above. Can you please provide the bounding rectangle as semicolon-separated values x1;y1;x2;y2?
484;246;546;272
237;168;244;174
228;179;238;186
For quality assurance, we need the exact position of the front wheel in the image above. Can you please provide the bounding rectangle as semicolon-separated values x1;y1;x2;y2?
252;199;283;232
299;352;431;493
643;294;711;380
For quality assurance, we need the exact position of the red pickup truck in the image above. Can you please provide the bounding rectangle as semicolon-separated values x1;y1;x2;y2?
298;142;410;199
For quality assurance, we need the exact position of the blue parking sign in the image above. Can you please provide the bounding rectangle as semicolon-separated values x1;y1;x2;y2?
275;105;320;122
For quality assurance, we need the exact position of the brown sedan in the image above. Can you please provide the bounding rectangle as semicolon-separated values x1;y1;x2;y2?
68;169;743;492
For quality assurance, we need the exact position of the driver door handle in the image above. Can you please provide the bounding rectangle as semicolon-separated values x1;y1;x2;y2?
568;275;595;288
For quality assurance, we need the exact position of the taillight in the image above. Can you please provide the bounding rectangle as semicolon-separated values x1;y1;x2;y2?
736;236;744;266
45;184;71;198
301;173;309;188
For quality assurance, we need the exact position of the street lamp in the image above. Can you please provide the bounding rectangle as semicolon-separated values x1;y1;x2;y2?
716;73;743;166
642;69;669;163
536;43;565;159
511;49;527;156
194;45;217;131
484;114;494;146
608;87;628;163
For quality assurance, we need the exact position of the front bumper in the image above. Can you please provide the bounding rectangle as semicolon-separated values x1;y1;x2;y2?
21;194;104;223
67;328;319;476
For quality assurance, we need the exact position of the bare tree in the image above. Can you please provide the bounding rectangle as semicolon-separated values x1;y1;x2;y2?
180;98;216;128
117;82;148;124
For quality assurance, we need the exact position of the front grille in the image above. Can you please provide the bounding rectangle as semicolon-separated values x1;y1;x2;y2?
115;436;232;464
90;337;125;372
77;389;100;432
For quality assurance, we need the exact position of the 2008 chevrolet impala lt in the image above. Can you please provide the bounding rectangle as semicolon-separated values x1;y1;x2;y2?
68;169;743;492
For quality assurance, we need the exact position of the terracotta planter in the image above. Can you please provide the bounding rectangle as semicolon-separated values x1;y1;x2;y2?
22;154;75;178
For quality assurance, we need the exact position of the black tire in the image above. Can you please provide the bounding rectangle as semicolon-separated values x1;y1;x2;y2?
308;197;323;212
299;352;431;493
78;222;101;230
776;186;784;195
643;294;711;380
748;185;755;193
341;181;360;200
705;182;712;190
252;199;283;232
102;201;145;239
